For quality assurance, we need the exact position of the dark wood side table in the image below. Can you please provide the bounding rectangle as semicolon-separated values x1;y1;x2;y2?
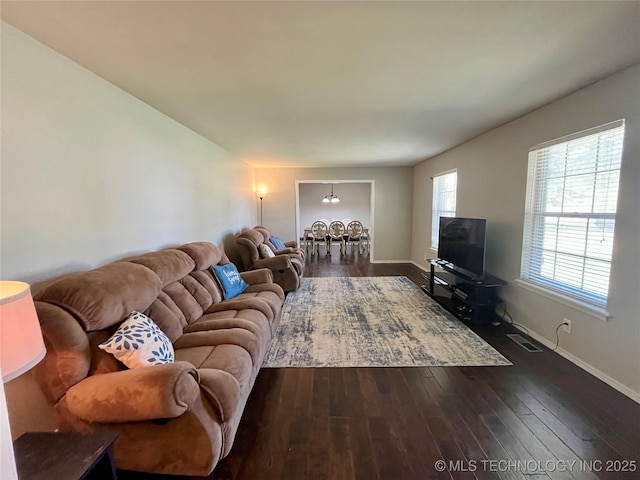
13;431;119;480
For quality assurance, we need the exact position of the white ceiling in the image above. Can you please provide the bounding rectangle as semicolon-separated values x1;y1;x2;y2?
2;1;639;168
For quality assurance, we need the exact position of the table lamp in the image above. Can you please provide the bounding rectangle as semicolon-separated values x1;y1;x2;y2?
0;281;46;480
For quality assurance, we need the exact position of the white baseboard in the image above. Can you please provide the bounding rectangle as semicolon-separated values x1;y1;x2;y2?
512;325;640;404
370;259;414;264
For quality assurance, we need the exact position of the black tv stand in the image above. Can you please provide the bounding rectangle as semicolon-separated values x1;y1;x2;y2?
421;259;506;324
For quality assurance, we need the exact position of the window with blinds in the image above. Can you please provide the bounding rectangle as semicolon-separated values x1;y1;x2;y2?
520;120;625;309
431;170;457;249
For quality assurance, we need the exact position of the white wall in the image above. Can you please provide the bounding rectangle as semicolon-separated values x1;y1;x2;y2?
1;22;256;284
412;65;640;399
256;167;413;261
299;182;371;232
1;23;256;436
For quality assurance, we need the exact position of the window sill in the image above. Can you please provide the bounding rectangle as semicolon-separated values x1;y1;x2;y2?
514;279;610;322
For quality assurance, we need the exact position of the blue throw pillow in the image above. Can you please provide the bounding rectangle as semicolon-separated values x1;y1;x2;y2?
212;263;249;300
271;236;286;250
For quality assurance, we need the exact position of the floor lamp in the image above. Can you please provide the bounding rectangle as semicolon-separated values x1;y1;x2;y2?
256;191;267;225
1;281;47;480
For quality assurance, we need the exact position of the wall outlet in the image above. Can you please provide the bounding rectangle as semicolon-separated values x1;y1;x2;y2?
424;254;429;261
562;318;572;334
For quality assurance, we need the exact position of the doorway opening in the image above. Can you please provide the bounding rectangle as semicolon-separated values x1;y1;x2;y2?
295;180;375;260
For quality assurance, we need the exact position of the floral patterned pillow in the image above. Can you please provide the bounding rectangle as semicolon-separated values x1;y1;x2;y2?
99;311;174;368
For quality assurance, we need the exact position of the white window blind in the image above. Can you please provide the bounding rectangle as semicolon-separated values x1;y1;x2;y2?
520;120;625;309
431;170;457;249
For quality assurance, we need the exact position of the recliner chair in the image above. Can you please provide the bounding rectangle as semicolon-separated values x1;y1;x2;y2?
253;225;306;267
236;229;302;292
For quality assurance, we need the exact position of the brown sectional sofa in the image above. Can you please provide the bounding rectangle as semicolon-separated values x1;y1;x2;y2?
31;241;285;476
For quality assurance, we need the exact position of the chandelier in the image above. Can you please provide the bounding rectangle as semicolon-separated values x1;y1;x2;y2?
322;184;340;203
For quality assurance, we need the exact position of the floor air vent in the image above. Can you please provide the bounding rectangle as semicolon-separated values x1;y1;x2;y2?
506;334;543;352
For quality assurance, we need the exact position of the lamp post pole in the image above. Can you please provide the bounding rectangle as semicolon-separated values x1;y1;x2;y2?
259;196;264;225
256;190;267;225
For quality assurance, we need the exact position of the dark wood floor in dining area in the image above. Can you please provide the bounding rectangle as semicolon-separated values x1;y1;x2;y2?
135;253;640;480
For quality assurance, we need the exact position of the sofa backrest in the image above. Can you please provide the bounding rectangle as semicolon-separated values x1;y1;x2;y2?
36;262;163;332
32;241;230;404
253;225;280;253
253;225;271;240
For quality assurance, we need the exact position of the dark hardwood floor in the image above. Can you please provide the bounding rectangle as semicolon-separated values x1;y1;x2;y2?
127;253;640;480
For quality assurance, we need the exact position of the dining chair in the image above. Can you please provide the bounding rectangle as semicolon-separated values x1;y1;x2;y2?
300;228;314;254
345;220;364;254
328;220;346;255
360;226;370;254
310;221;329;256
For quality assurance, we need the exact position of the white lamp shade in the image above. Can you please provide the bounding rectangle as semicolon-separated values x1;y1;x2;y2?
0;281;46;383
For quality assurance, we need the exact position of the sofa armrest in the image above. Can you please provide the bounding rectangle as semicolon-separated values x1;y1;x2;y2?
65;362;200;423
290;257;304;276
284;240;299;248
274;247;295;255
198;369;242;422
240;268;273;285
253;255;291;271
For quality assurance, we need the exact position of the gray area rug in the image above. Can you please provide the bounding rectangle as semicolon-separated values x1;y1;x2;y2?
263;276;512;367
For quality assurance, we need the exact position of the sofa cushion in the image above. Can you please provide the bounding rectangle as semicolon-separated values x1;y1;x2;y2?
189;270;224;305
174;344;253;392
163;281;205;324
145;272;225;341
144;292;187;342
233;290;283;326
99;311;175;368
205;296;275;325
185;310;272;352
174;328;260;367
212;264;249;300
188;309;270;337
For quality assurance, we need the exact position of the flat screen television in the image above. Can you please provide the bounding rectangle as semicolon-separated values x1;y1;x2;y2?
438;217;487;279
